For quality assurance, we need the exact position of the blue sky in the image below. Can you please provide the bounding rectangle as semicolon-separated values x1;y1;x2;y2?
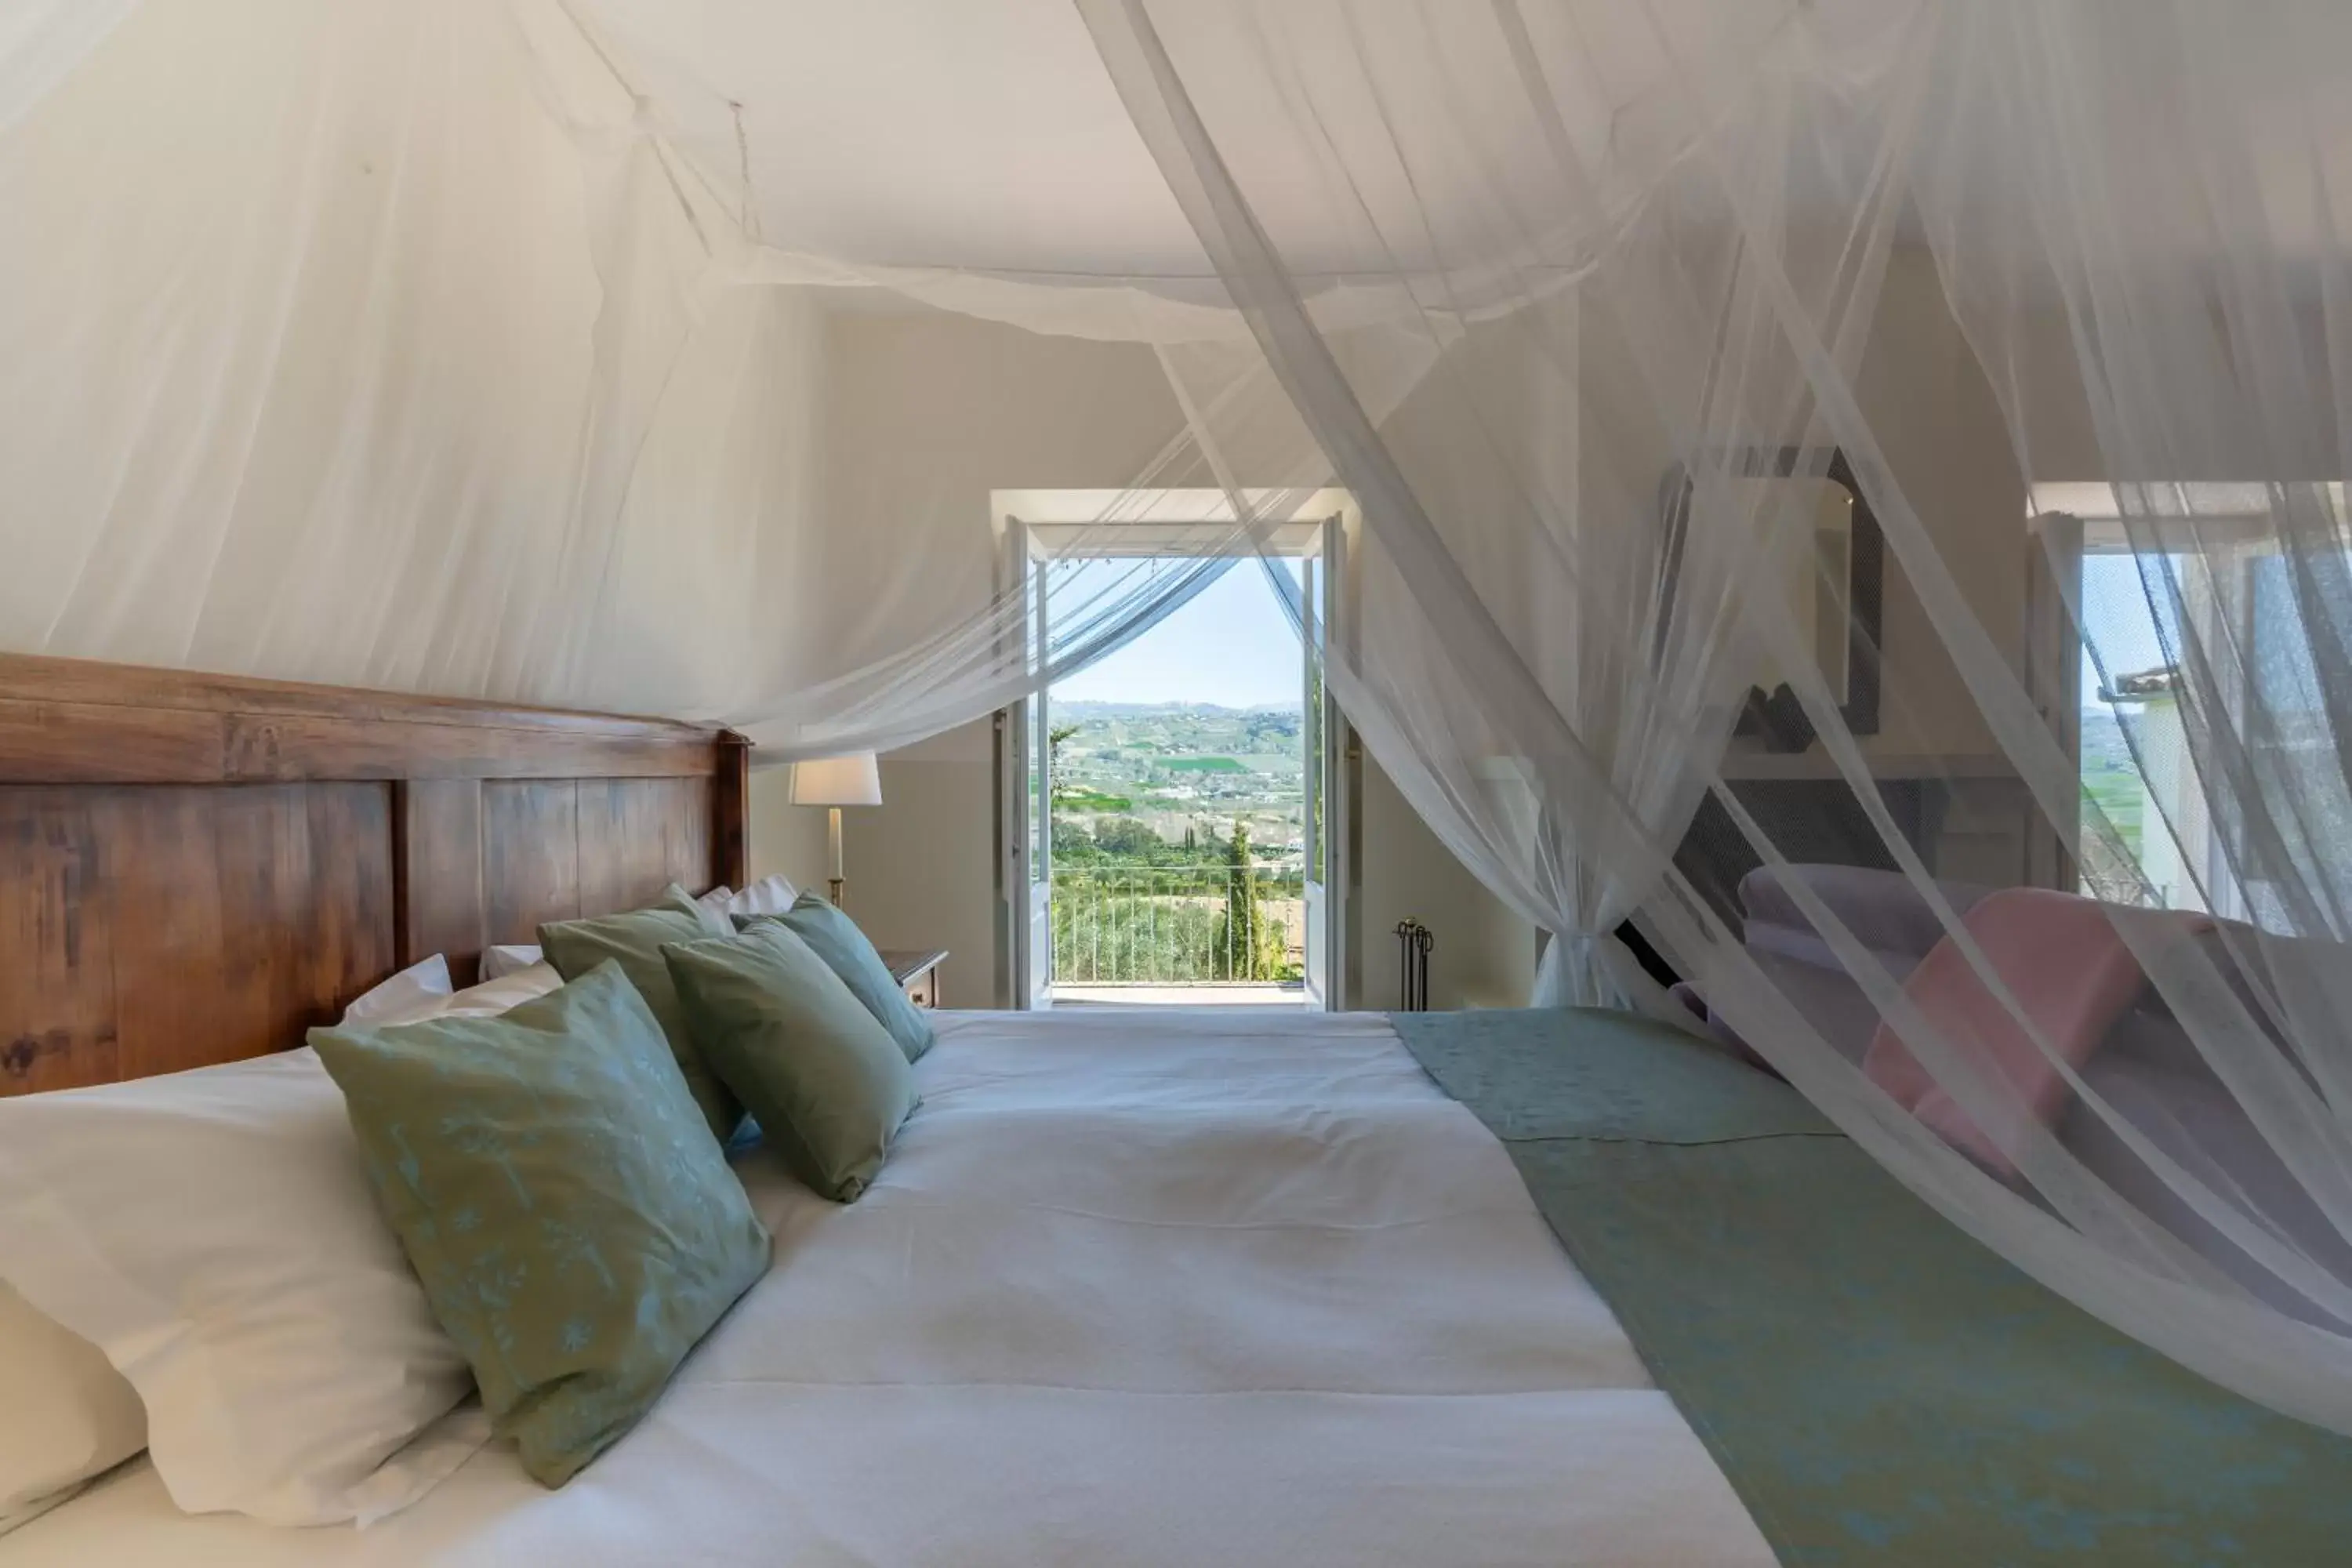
1053;550;2184;720
1053;561;1305;709
1054;550;2171;716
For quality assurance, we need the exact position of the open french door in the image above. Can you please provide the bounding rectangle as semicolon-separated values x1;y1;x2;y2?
1002;521;1054;1010
1026;551;1054;1007
1000;502;1349;1010
1301;517;1347;1008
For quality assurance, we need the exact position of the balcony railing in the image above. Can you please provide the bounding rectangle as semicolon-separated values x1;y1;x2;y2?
1051;862;1306;985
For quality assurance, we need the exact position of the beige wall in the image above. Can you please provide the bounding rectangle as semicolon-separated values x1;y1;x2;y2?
748;254;2039;1007
750;725;1000;1009
1701;250;2042;887
745;307;1537;1009
753;312;1173;1010
841;720;1000;1009
799;308;1185;666
1694;246;2030;771
1845;247;2028;763
747;764;829;895
1355;753;1537;1011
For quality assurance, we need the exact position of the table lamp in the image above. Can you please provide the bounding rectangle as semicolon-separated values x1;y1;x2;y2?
789;753;882;908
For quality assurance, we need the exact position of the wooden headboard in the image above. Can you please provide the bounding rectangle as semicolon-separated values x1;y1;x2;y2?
0;653;749;1096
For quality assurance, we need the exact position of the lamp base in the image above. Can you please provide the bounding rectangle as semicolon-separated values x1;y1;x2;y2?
827;877;845;909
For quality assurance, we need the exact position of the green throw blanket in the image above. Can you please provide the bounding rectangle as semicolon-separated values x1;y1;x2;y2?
1390;1007;2352;1567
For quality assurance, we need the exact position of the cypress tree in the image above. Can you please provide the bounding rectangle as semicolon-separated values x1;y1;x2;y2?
1218;819;1268;979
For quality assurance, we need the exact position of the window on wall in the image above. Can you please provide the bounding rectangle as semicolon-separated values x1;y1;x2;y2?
2034;483;2350;925
2072;544;2222;912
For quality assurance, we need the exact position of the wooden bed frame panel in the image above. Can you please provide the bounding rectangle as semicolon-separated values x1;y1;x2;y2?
0;654;749;1096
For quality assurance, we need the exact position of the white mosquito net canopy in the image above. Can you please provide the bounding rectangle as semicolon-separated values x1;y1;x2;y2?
12;0;2352;1436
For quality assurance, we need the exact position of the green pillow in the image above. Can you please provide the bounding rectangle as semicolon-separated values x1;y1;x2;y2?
539;884;739;1140
310;962;770;1487
664;921;919;1202
738;894;936;1064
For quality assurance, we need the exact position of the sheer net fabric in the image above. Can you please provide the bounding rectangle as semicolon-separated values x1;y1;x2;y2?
9;0;2352;1434
1087;0;2352;1433
0;0;1280;757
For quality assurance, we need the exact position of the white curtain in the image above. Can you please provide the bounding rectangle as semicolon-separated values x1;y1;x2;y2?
13;0;2352;1438
0;0;1310;757
1076;0;2352;1435
1097;0;1791;1011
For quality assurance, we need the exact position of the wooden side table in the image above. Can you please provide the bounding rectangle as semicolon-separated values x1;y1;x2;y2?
880;949;948;1009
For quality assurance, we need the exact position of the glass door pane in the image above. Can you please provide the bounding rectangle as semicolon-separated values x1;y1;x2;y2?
1301;546;1327;1007
2078;548;2244;916
1027;553;1054;1006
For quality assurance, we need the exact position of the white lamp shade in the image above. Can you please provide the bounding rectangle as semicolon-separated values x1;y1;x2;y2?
789;752;883;808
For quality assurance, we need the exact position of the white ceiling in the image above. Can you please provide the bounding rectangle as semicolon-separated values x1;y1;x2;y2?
582;0;1210;279
572;0;2334;300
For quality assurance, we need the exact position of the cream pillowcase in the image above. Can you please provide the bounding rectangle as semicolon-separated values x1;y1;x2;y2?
344;960;564;1029
480;943;545;981
728;873;800;916
695;875;799;923
0;1284;146;1537
443;962;565;1015
342;954;454;1025
345;956;564;1028
0;1051;487;1526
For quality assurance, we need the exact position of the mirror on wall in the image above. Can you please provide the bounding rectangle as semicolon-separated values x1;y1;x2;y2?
1668;448;1883;752
1740;476;1855;704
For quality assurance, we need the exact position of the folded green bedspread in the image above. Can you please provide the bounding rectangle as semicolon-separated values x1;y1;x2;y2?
1390;1007;2352;1567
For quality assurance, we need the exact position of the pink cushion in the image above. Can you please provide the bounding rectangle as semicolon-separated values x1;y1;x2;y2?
1862;887;2158;1178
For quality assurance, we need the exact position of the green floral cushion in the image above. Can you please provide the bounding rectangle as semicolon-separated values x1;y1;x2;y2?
665;921;920;1202
310;962;770;1487
539;884;739;1140
739;893;935;1063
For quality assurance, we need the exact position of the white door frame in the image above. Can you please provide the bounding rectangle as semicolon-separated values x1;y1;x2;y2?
2024;510;2083;892
1301;514;1351;1008
990;489;1356;1010
1026;548;1054;1006
2029;500;2264;918
996;517;1055;1011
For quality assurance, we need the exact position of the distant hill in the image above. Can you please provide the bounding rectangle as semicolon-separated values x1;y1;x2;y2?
1050;698;1307;846
1056;699;1301;718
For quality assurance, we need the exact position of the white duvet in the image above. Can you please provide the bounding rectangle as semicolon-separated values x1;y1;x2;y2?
0;1009;1774;1567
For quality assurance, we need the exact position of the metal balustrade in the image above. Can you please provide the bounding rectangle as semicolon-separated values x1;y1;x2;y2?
1049;862;1305;985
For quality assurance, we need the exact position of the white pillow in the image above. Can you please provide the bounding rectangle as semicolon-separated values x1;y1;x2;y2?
342;954;453;1025
440;962;564;1018
0;1052;488;1526
343;961;564;1029
694;884;735;922
0;1284;146;1537
727;873;799;917
479;943;543;981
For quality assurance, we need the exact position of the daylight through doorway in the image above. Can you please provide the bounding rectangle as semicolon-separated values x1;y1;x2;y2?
1041;557;1325;1007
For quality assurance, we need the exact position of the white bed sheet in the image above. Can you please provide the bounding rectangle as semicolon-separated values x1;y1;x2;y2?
0;1008;1774;1567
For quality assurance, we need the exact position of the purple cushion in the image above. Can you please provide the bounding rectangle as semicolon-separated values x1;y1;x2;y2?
1740;863;1995;973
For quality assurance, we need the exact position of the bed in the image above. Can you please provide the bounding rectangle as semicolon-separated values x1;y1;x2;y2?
1;1007;1773;1566
0;653;1773;1566
10;655;2349;1566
